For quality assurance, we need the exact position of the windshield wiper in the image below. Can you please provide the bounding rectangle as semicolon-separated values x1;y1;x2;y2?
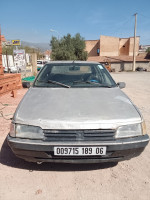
47;80;71;88
73;80;112;88
37;80;70;88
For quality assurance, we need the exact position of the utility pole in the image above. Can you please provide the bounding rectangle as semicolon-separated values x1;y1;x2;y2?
133;13;137;71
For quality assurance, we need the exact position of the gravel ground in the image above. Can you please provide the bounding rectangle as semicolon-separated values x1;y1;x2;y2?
0;72;150;200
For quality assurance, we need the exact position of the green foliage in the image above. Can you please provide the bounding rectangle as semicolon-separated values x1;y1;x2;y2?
50;33;88;60
2;45;43;59
2;45;14;55
146;47;150;53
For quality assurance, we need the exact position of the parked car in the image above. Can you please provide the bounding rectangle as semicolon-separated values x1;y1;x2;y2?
4;66;21;73
37;60;48;71
7;61;149;164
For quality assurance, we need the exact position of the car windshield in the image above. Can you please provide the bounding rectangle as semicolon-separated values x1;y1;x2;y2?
33;63;117;88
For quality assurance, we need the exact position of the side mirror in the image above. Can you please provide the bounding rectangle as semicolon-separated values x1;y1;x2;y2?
117;82;126;89
22;81;31;88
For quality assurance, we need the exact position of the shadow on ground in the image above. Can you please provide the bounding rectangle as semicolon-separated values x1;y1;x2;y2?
0;138;118;172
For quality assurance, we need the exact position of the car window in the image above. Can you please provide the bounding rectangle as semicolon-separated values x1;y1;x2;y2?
51;65;91;74
34;63;117;88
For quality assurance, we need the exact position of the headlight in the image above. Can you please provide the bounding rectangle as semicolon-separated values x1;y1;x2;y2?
141;121;147;135
115;123;143;139
10;123;16;137
10;123;43;139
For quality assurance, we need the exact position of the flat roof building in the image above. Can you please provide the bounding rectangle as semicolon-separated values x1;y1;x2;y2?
85;35;150;71
85;35;140;57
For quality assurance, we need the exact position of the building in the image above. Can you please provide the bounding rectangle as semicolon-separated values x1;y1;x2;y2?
86;35;140;57
85;35;150;71
44;50;51;61
139;45;150;52
85;35;140;57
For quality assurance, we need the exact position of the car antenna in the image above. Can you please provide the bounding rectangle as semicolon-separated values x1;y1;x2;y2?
72;60;76;69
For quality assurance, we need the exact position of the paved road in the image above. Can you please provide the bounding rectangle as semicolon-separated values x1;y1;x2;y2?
0;72;150;200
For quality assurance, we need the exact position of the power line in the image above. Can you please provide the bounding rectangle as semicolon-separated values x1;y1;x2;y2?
138;12;149;19
112;16;135;37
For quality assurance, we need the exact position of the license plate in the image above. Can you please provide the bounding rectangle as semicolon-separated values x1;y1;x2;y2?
54;146;106;156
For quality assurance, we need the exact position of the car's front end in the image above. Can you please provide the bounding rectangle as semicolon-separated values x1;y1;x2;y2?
7;61;149;163
8;122;149;163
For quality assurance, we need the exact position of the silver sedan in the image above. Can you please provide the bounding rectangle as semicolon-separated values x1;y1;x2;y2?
7;61;149;164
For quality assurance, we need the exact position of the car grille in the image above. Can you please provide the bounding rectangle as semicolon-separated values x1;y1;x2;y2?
43;129;116;141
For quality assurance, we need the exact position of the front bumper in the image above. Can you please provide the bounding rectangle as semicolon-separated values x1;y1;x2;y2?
7;134;149;163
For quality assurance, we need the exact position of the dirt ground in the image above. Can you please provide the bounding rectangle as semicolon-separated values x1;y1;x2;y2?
0;72;150;200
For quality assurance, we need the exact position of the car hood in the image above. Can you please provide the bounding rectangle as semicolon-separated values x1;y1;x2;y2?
14;87;141;129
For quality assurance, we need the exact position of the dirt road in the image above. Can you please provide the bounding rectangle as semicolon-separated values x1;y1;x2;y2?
0;72;150;200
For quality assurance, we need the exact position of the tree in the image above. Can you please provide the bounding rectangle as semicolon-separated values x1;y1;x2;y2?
146;47;150;59
2;45;43;59
2;45;14;55
50;33;88;60
146;47;150;53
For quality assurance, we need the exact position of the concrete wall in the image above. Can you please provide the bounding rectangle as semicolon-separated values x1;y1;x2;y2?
110;62;150;72
85;40;99;57
2;55;14;67
124;62;150;71
100;35;119;56
129;37;140;56
2;54;31;68
119;38;129;56
110;63;121;72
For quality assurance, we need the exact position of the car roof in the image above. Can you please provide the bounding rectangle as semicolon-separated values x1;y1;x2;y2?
48;61;100;64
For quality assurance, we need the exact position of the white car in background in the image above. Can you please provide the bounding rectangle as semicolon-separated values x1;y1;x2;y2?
37;60;48;71
4;66;21;73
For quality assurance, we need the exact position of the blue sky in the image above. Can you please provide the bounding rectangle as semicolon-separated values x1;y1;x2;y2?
1;0;150;45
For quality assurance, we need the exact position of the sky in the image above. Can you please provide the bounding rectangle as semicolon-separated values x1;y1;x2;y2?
1;0;150;45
